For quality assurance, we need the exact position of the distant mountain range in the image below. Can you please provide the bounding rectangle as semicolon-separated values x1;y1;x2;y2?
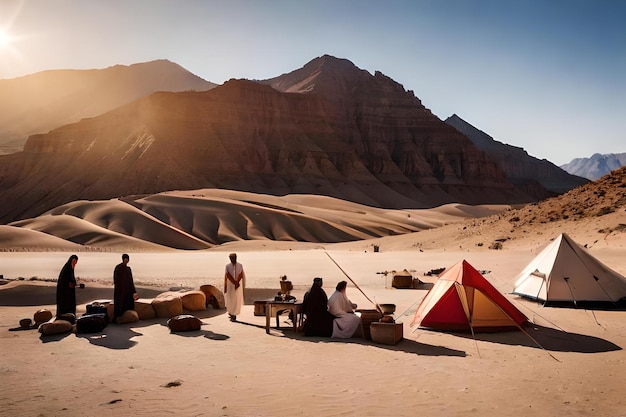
560;153;626;180
0;60;216;154
0;55;591;224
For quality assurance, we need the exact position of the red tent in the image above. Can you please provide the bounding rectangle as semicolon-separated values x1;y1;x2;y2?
411;260;527;332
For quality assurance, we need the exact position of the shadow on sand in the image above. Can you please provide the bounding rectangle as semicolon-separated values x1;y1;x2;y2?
447;323;621;354
255;319;466;357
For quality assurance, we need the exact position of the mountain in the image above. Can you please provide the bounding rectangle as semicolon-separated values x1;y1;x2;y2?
0;55;539;224
445;114;589;196
0;60;217;154
561;153;626;180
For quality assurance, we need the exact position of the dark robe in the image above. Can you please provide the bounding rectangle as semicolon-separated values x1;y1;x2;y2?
302;284;335;337
56;257;77;316
113;263;136;320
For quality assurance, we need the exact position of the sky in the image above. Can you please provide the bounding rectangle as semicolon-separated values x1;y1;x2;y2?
0;0;624;165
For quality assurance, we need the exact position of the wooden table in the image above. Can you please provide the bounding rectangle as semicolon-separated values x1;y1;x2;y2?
265;301;303;334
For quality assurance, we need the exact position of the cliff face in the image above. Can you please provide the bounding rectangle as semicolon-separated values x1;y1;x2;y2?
445;114;589;196
0;56;535;224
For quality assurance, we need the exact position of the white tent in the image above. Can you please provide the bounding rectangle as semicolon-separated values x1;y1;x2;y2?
513;233;626;306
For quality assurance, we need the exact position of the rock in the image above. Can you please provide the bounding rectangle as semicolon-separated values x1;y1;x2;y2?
39;320;73;335
200;285;225;309
106;304;115;322
34;309;53;324
19;318;33;329
167;315;202;332
57;313;76;324
152;293;183;318
134;300;156;320
116;310;139;324
181;290;206;311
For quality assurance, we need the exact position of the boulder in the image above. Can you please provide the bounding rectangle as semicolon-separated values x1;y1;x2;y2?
39;320;73;335
167;314;202;332
57;313;76;324
134;300;156;320
34;309;53;324
181;290;206;311
152;293;183;318
116;310;139;324
106;304;115;322
200;285;225;309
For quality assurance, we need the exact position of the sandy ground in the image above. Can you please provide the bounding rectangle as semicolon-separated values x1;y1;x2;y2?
1;246;625;417
1;181;625;416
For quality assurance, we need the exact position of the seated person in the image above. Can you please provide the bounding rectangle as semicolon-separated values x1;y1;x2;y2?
302;277;335;337
327;280;361;338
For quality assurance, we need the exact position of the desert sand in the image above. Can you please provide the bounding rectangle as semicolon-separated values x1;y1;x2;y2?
1;189;626;417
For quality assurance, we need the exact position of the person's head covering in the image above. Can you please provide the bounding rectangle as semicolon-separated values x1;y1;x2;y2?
59;255;78;278
336;280;347;291
122;253;130;261
313;277;323;287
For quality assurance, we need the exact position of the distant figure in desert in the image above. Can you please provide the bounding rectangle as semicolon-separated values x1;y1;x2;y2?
56;254;78;316
327;280;361;338
302;277;335;337
224;253;246;321
113;253;138;322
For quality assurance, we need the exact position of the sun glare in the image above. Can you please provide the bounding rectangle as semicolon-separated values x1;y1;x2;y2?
0;29;13;48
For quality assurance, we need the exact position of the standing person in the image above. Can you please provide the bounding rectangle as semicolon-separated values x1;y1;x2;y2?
327;280;361;338
302;277;335;337
56;254;78;316
113;254;138;323
224;253;245;321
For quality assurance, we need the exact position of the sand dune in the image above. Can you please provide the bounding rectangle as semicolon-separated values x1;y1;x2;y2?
1;189;511;251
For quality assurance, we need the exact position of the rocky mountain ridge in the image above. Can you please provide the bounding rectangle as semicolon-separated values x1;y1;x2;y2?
445;114;589;197
0;60;217;154
561;152;626;180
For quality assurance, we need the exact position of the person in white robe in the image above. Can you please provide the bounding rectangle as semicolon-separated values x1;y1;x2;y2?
327;280;361;338
224;253;246;321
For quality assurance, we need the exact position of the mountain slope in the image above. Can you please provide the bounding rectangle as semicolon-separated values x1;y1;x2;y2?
561;153;626;180
445;114;589;196
0;60;217;154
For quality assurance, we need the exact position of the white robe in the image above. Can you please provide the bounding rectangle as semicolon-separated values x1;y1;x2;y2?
328;290;361;338
224;262;245;316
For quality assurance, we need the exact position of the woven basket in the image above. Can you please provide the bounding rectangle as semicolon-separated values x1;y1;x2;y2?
370;322;403;345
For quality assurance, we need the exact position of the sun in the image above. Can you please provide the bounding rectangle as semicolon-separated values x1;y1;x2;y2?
0;29;14;48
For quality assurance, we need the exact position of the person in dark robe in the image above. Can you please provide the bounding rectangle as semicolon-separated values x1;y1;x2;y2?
56;254;78;316
113;253;138;323
302;277;335;337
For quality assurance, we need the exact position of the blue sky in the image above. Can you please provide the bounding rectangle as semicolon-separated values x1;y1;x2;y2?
1;0;624;165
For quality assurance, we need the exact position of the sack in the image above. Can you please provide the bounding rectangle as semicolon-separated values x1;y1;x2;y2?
76;313;108;333
86;304;108;315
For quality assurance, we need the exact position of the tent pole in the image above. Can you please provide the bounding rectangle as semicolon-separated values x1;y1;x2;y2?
563;277;578;308
593;275;619;309
324;252;381;312
483;291;561;362
399;296;426;319
468;319;481;359
515;322;561;362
